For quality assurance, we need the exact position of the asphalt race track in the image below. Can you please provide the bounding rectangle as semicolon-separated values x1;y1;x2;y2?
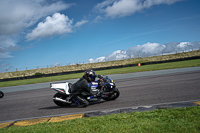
0;67;200;123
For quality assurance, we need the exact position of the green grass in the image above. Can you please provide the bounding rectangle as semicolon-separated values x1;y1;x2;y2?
0;106;199;133
0;59;200;87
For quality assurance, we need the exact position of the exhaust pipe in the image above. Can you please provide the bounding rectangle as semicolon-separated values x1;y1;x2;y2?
53;97;71;103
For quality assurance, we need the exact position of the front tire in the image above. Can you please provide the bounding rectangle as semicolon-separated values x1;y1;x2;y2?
103;88;120;101
53;93;71;107
110;89;120;100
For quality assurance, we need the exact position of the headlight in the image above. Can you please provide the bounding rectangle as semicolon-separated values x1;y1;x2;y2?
110;83;114;86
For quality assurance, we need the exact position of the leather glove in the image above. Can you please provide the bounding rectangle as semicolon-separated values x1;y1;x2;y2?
97;75;104;79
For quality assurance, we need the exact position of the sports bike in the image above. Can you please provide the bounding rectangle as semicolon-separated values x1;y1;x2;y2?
50;76;120;107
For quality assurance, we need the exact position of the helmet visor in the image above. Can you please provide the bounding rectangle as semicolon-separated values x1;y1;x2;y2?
90;75;96;81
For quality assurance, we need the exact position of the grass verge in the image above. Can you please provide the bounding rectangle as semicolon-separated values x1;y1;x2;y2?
0;59;200;87
1;50;200;79
0;106;199;132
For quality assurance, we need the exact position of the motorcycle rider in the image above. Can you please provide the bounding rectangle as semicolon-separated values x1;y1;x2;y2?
70;69;103;107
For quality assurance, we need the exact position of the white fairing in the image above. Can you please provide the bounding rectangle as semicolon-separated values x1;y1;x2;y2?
51;82;70;95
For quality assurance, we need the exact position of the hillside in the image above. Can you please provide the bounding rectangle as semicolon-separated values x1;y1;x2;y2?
0;50;200;79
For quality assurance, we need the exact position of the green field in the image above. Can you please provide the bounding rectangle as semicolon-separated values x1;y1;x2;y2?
1;59;200;87
0;106;199;132
0;58;200;87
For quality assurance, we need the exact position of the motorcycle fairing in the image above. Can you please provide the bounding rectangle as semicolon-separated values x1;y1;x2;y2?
51;82;70;95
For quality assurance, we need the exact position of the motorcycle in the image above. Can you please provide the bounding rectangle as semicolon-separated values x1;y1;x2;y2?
0;91;4;98
50;76;120;107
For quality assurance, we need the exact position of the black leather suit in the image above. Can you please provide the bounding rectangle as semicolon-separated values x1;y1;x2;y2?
70;74;103;107
71;75;91;95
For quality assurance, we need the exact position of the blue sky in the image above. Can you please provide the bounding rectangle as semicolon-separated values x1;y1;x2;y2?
0;0;200;72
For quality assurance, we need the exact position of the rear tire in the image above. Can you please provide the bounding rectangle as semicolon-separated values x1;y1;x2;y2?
0;91;4;98
53;93;71;107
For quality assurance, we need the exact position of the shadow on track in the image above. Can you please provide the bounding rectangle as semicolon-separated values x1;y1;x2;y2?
38;101;106;110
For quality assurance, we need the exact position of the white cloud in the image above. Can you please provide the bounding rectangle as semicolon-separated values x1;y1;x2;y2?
26;13;73;40
51;62;61;67
27;14;89;40
89;56;106;63
105;0;142;18
177;42;191;49
127;41;200;57
89;41;200;63
0;52;12;59
0;0;72;58
0;0;71;36
95;0;183;18
0;36;19;58
92;15;103;23
75;20;88;27
94;0;115;13
89;50;128;63
108;50;128;61
127;42;165;57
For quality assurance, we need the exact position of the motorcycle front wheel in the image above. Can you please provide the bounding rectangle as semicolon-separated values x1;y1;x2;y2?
103;88;120;101
53;93;71;107
0;91;4;98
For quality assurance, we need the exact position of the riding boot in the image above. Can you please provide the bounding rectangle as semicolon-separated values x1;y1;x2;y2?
66;95;72;103
74;95;89;107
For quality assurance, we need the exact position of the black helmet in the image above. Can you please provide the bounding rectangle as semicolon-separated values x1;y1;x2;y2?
84;69;96;82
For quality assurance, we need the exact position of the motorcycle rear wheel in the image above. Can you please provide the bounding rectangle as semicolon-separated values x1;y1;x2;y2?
0;91;4;98
53;93;71;107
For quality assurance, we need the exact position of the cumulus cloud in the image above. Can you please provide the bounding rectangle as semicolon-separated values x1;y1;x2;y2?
126;42;165;57
95;0;183;18
0;0;71;36
89;50;128;63
26;13;73;40
26;13;89;40
89;41;200;63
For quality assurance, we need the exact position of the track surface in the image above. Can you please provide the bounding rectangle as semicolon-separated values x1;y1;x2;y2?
0;67;200;122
